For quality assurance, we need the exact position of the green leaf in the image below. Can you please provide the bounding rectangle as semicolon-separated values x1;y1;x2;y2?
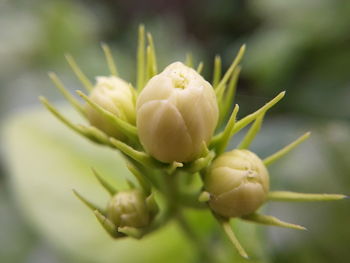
2;106;194;263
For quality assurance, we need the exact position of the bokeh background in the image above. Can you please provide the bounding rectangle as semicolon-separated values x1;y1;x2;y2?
1;0;349;262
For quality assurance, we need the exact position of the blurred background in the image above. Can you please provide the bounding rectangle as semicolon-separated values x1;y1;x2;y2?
1;0;349;262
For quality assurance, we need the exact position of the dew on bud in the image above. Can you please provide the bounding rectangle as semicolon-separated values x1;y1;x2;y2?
85;76;136;139
136;62;219;163
205;149;269;218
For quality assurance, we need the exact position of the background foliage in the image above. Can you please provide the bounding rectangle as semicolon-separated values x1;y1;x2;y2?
1;0;349;262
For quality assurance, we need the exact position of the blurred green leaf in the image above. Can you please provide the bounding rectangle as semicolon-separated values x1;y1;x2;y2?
2;106;194;263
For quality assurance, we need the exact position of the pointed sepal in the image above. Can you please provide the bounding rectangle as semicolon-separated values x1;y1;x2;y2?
72;189;103;212
76;90;138;143
237;112;265;149
146;193;159;218
77;124;110;145
185;151;215;173
212;55;222;88
211;104;239;154
218;66;241;126
39;97;88;137
215;44;245;94
48;72;85;116
109;138;156;167
92;168;117;196
185;53;193;68
126;162;151;195
196;61;204;74
101;42;118;76
137;24;146;92
217;217;249;259
241;212;306;231
118;226;144;239
268;191;347;202
263;132;311;166
65;53;93;92
94;210;124;238
232;91;285;136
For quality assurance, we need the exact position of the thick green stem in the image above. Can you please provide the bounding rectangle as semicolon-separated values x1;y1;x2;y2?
160;172;214;262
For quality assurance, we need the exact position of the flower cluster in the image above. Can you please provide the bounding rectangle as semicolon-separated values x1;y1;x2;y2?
41;25;346;259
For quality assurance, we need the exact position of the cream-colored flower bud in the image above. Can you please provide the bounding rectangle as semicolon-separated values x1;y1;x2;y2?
136;62;219;163
107;190;150;228
204;149;269;218
85;76;136;138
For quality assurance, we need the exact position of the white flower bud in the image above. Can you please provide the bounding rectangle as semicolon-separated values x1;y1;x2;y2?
136;62;219;163
107;190;150;228
204;149;269;218
85;76;135;138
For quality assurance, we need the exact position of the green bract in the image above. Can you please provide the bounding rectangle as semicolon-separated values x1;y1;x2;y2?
86;76;136;139
205;149;269;218
136;62;218;163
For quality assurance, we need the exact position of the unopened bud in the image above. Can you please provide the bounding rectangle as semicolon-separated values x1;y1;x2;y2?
86;76;135;138
136;62;219;163
107;190;150;228
204;149;269;218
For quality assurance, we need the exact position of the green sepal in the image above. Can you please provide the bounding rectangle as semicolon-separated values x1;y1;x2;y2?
215;45;245;94
76;124;111;145
185;53;193;68
241;212;306;231
126;162;152;195
48;72;86;116
40;96;113;145
215;215;249;259
196;61;204;74
212;55;222;88
184;151;215;174
146;46;153;82
92;168;117;196
146;32;158;77
118;226;144;239
263;132;311;166
94;210;124;238
126;179;136;189
76;90;139;144
101;42;118;76
137;24;145;92
218;66;241;127
39;96;82;134
268;191;347;202
65;53;93;92
146;193;159;218
211;104;239;154
237;111;265;149
224;91;285;138
72;189;104;213
109;138;157;168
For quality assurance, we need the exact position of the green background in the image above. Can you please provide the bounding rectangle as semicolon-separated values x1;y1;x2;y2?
1;0;349;262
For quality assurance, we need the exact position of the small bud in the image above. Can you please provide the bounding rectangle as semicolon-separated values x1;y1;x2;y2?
107;190;151;228
136;62;219;163
85;76;136;139
204;149;269;218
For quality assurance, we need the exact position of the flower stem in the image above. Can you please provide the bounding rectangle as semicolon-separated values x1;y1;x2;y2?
176;210;215;263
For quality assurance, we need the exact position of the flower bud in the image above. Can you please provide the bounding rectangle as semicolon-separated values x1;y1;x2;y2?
85;76;136;139
204;149;269;218
107;190;150;228
136;62;219;163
